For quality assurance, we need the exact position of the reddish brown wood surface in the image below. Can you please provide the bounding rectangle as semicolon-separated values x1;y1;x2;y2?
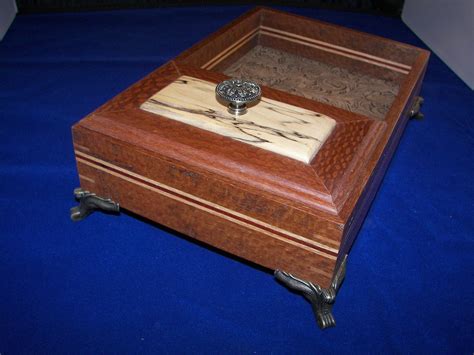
72;7;429;287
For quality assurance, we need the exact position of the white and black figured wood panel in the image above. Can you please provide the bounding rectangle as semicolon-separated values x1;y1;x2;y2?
140;75;336;164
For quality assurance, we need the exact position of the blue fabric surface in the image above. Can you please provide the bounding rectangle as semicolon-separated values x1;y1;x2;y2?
0;6;473;354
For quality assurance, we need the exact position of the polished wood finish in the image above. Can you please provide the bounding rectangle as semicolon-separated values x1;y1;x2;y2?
72;7;429;288
222;45;400;120
140;75;336;163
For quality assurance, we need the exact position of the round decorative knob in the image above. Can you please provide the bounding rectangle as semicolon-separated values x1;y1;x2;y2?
215;79;261;116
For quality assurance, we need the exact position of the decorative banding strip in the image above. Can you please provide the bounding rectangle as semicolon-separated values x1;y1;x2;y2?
76;156;337;260
75;150;339;260
260;26;412;72
74;144;91;152
202;25;411;74
202;27;259;70
78;174;95;184
260;30;410;74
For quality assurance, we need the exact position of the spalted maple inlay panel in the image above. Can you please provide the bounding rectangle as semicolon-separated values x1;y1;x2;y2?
140;75;336;164
223;45;400;120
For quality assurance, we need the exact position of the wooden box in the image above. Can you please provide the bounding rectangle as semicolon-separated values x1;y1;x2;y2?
71;7;429;327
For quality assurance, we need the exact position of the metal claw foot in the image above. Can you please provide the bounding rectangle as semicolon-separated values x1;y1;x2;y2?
70;188;120;222
275;255;347;329
409;96;424;119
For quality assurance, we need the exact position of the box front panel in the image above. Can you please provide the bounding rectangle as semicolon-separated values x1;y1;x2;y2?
74;138;338;288
73;125;343;250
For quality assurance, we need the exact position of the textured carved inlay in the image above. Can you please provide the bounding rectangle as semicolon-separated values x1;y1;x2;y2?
140;75;336;164
223;45;400;120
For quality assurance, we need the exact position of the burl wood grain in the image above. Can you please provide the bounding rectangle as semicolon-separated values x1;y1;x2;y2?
72;7;430;287
223;45;399;120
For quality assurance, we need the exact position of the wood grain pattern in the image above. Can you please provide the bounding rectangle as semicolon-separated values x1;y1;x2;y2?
72;126;344;247
72;7;430;287
76;150;338;259
223;45;400;120
75;157;337;286
258;26;411;73
140;75;336;164
73;125;341;287
258;7;420;67
200;24;411;75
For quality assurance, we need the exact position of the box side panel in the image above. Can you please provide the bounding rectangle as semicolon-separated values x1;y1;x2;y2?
261;7;421;67
72;125;341;288
175;8;261;68
74;148;337;288
339;53;429;257
73;124;343;251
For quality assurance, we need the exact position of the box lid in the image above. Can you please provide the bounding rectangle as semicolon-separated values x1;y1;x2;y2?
74;7;429;225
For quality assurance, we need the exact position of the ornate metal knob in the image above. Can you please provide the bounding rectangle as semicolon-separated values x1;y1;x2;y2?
215;79;261;116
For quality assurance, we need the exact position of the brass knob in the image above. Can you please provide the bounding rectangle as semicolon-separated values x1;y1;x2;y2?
215;79;261;116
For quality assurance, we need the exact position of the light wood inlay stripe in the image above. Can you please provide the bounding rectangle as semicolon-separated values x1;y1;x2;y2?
75;150;339;259
202;26;411;74
202;27;259;70
74;144;90;152
260;30;410;74
260;26;412;71
79;174;95;184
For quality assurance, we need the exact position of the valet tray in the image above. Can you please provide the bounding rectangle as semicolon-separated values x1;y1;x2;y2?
72;7;429;288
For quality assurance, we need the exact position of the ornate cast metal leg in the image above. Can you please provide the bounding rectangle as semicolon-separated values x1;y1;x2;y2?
409;96;424;119
70;188;120;222
274;255;347;329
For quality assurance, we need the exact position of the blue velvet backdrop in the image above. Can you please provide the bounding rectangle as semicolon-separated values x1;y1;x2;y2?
0;5;473;354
